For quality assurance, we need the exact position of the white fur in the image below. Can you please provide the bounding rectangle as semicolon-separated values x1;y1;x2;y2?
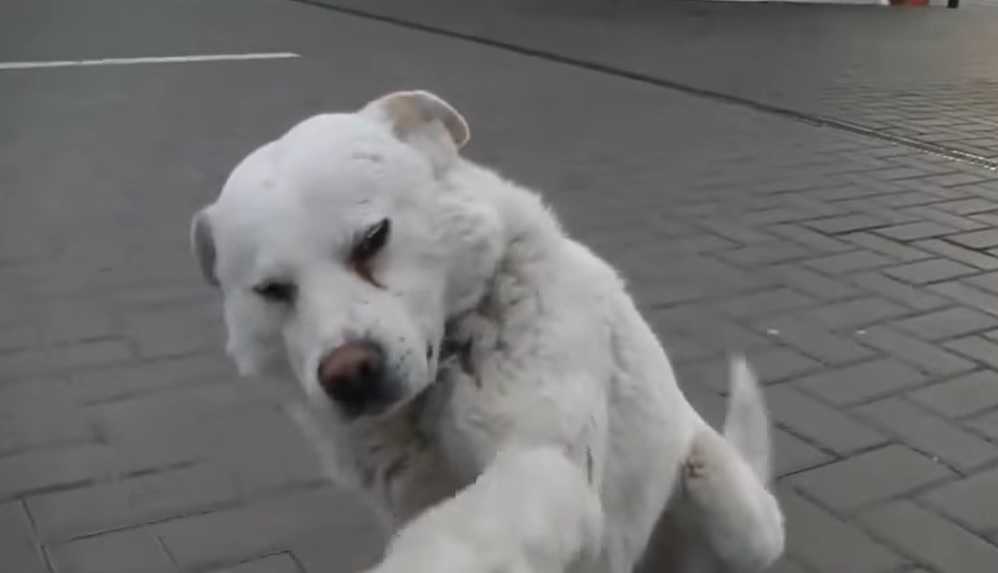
191;90;785;573
368;444;604;573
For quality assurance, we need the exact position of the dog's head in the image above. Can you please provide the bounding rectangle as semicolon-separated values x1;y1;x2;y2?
190;91;503;419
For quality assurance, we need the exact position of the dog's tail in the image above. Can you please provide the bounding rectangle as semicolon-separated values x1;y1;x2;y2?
721;356;773;485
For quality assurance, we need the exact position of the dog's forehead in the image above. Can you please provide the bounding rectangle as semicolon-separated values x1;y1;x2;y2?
213;112;431;233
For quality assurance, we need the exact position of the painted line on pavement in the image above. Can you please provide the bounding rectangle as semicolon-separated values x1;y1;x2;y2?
0;52;300;71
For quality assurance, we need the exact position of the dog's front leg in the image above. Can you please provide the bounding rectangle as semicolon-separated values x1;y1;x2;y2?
367;444;605;573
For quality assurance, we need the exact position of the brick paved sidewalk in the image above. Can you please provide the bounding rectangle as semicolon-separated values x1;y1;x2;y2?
4;0;998;572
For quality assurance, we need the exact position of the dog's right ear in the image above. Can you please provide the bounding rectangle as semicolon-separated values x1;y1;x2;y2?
190;208;219;287
361;90;470;172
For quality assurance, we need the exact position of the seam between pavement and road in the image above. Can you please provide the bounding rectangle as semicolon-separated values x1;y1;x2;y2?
290;0;998;173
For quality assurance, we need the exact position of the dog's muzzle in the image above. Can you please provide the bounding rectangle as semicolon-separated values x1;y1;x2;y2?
316;339;401;416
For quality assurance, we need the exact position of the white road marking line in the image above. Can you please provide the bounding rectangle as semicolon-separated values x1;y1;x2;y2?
0;52;301;70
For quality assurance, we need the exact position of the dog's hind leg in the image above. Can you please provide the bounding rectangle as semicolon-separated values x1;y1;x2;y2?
668;357;786;573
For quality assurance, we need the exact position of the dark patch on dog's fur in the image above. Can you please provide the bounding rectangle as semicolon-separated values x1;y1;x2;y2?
383;454;410;485
440;337;474;375
586;448;594;485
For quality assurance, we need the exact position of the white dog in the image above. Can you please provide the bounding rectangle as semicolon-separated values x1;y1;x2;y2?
189;90;785;573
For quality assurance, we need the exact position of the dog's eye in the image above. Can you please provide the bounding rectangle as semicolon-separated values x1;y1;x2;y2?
350;219;391;287
253;281;297;304
352;219;391;262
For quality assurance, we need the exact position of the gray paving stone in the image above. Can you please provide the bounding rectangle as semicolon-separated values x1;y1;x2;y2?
651;306;772;353
964;270;998;295
929;280;998;316
854;398;998;472
208;553;302;573
914;239;998;270
934;199;998;216
892;307;998;341
656;329;716;364
766;558;811;573
909;371;998;419
766;385;887;457
0;382;96;457
903;206;988;232
201;409;327;496
847;272;950;311
768;265;863;301
27;463;239;542
860;500;998;573
717;243;814;267
0;325;38;354
22;303;120;348
875;221;956;242
840;199;919;226
856;326;976;377
970;211;998;227
789;445;954;514
747;346;823;384
874;191;940;209
925;173;988;188
47;526;177;573
773;429;834;477
157;487;383;571
797;359;927;407
922;466;998;534
943;336;998;370
808;297;909;331
769;223;852;254
0;339;133;383
967;409;998;442
0;444;116;501
65;352;233;405
949;229;998;250
884;259;979;285
86;382;269;473
751;316;875;366
696;219;776;246
714;288;816;319
291;527;386;573
0;502;49;573
805;251;895;275
122;304;223;359
841;232;932;262
806;215;887;235
778;488;905;573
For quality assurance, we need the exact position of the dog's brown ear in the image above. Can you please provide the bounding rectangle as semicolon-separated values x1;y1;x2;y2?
361;91;469;171
363;90;469;147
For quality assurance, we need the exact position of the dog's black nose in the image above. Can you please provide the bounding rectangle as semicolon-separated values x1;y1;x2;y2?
317;340;395;414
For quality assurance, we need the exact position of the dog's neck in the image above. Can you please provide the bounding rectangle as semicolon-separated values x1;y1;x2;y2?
440;165;567;365
440;159;568;336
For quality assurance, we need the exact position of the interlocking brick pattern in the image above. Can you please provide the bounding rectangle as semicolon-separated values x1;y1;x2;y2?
4;0;998;571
